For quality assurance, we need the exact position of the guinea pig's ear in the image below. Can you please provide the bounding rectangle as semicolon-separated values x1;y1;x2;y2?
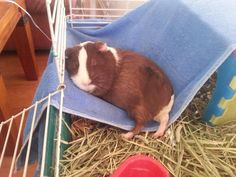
65;48;73;59
95;41;108;52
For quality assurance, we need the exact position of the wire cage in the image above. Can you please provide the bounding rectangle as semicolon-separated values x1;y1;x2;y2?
67;0;146;28
0;0;147;177
2;0;236;176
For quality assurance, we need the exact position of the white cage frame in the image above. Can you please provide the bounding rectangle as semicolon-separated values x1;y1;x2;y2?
0;0;147;177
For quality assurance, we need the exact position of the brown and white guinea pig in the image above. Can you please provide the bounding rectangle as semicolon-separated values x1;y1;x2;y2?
65;41;174;139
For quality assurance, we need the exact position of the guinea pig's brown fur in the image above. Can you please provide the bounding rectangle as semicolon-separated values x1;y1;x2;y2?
65;41;174;139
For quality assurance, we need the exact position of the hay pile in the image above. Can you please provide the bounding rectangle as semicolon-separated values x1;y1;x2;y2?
60;75;236;177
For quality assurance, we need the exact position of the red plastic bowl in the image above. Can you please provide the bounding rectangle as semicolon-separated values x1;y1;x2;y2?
110;155;170;177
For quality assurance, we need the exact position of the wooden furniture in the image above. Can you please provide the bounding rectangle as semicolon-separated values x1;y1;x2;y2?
0;0;38;78
0;0;38;153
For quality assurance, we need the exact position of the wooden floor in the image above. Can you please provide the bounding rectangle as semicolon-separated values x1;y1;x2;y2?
0;51;48;177
0;51;48;116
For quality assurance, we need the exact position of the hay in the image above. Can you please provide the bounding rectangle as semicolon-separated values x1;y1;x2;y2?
60;74;236;177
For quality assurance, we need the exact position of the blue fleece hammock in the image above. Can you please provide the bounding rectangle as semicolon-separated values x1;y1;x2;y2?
17;0;236;170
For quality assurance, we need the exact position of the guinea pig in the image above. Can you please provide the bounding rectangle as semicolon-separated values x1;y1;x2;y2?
65;41;174;139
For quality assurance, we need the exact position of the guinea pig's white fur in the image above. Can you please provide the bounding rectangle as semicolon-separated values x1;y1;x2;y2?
107;47;120;62
71;46;96;92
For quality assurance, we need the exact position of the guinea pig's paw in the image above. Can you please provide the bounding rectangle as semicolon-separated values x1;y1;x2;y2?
121;132;134;139
152;129;165;139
